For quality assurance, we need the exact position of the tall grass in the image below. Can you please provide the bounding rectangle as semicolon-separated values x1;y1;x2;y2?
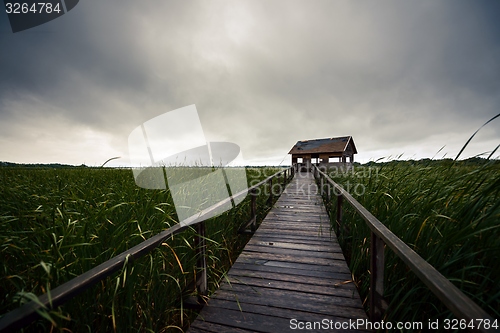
322;159;500;324
0;166;285;332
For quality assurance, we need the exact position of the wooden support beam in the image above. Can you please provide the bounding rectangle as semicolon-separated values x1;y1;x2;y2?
336;195;343;236
267;178;273;206
250;188;257;231
195;221;208;303
370;232;385;322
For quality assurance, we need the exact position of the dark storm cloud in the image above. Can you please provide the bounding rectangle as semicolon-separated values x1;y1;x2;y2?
1;0;499;165
1;1;156;126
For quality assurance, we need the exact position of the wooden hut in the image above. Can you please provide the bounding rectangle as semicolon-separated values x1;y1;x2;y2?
289;136;357;171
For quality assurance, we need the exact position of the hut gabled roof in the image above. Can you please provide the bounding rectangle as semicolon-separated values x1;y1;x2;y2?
288;136;357;155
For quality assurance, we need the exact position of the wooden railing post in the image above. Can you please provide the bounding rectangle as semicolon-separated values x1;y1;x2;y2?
370;231;385;322
336;194;343;236
323;175;330;204
195;221;208;303
250;188;257;231
267;178;273;206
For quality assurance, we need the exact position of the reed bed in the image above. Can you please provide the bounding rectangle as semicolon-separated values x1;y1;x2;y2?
0;166;285;332
321;158;500;324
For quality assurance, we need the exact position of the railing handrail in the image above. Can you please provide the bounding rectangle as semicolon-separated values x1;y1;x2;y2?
0;167;293;332
312;165;496;333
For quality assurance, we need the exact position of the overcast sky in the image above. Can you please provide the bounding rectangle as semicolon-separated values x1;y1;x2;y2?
1;0;500;166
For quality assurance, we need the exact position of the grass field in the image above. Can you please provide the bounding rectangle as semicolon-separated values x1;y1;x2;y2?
320;158;500;324
0;166;286;332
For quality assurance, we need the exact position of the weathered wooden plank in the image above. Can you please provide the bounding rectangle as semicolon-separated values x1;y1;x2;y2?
247;239;340;250
214;284;364;313
255;227;335;237
188;321;255;333
267;212;326;217
236;251;351;268
267;208;326;215
235;257;351;273
257;222;331;229
269;203;326;209
243;244;346;259
259;219;331;227
246;239;343;252
227;267;352;287
229;262;352;280
256;226;334;236
198;299;372;331
276;201;323;205
248;238;338;249
249;233;339;245
192;306;296;333
262;217;329;223
270;205;324;211
225;275;359;299
257;223;331;231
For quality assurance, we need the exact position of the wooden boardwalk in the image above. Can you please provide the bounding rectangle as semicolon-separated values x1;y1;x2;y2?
188;172;370;332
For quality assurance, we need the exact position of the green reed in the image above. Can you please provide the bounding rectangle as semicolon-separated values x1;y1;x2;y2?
321;159;500;324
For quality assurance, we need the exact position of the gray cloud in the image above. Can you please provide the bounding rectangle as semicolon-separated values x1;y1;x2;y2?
1;0;499;165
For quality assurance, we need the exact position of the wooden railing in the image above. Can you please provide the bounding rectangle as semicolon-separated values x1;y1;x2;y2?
0;167;294;332
312;165;496;333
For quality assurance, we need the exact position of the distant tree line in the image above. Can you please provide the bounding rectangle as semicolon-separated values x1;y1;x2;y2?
0;161;88;168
